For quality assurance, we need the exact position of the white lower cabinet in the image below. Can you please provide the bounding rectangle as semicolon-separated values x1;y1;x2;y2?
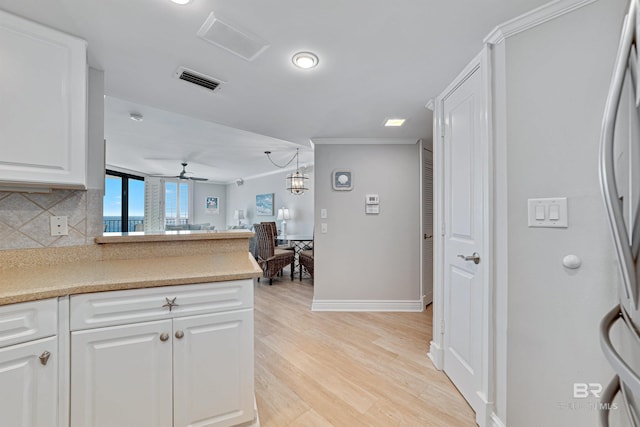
173;310;254;427
70;320;173;427
0;336;58;427
0;298;59;427
69;280;255;427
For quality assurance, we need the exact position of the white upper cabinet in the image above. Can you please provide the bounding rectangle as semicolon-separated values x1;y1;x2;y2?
0;9;87;189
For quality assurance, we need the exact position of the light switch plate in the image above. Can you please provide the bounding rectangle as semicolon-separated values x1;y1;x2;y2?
320;209;327;219
527;198;568;228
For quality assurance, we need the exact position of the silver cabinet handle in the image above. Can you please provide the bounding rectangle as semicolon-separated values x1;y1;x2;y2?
159;333;170;342
39;351;51;366
457;252;481;265
175;330;184;339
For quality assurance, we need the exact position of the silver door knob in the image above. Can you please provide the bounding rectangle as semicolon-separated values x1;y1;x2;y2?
175;330;184;339
159;333;170;342
424;234;433;239
457;252;481;264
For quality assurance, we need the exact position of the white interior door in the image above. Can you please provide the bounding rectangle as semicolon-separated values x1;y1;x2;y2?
423;148;434;306
442;66;484;412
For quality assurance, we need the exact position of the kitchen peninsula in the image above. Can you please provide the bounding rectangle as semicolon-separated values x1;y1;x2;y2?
0;230;261;427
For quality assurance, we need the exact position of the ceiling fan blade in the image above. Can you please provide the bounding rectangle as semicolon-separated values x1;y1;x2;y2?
148;162;208;181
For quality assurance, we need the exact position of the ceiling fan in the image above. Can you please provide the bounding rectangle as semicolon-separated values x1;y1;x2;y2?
152;162;208;181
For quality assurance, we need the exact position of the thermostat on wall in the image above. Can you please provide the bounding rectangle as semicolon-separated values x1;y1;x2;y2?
365;194;380;214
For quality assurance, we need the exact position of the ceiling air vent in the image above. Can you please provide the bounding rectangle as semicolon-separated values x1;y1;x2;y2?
175;67;225;92
197;12;269;61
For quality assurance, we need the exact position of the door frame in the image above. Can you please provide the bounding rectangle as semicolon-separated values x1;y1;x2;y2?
419;139;433;307
420;142;434;306
429;47;495;427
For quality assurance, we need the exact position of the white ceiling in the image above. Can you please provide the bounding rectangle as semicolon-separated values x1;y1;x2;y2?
0;0;549;183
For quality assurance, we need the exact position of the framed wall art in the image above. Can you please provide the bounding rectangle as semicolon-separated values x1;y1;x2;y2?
332;169;353;191
205;196;219;214
256;193;274;216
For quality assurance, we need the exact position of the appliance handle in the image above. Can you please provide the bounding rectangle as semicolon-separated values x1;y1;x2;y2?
599;0;639;309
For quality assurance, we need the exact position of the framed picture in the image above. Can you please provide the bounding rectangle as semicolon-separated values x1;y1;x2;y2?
256;193;274;216
205;196;219;214
332;169;353;191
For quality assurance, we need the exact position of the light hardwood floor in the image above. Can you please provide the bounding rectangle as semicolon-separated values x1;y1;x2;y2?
254;277;477;427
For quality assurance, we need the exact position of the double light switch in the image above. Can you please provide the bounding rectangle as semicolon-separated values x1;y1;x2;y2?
527;197;568;228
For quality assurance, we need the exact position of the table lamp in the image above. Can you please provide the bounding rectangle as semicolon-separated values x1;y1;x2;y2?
277;207;290;235
233;209;245;226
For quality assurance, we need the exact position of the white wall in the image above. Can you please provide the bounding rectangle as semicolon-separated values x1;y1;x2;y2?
192;181;227;230
491;0;626;425
225;168;314;234
312;142;421;308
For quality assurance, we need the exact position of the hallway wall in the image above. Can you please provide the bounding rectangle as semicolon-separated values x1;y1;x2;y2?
313;142;422;309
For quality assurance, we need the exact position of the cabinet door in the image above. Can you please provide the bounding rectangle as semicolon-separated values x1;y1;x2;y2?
0;10;87;188
173;309;254;427
70;320;172;427
0;336;58;427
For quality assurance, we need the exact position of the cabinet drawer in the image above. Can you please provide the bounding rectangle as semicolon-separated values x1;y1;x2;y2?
0;298;57;348
70;280;253;331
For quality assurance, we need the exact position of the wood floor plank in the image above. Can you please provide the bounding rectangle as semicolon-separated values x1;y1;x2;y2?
254;277;477;427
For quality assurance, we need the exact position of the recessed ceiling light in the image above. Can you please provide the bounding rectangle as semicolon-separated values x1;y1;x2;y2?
171;0;192;4
384;118;406;127
292;52;319;69
129;112;144;122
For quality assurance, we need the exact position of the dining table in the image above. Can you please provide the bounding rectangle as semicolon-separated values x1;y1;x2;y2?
276;234;313;278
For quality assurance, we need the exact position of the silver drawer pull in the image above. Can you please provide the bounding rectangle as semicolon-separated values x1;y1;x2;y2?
159;333;170;342
39;351;51;366
457;252;481;265
175;330;184;339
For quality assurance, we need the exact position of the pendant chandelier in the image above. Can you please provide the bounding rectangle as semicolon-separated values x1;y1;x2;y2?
264;148;309;195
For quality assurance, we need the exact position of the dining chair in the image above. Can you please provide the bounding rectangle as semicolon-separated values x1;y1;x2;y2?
254;223;295;285
261;221;294;251
299;248;314;281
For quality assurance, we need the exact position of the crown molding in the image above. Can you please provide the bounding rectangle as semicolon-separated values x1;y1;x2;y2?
225;162;314;185
425;99;435;111
311;138;419;145
484;0;598;45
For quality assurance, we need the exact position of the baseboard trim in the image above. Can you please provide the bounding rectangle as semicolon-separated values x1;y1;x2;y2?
428;340;444;370
490;412;506;427
311;299;423;312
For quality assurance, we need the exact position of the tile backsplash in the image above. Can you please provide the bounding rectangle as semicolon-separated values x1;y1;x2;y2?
0;189;103;250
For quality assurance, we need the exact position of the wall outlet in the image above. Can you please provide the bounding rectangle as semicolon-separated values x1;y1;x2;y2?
321;223;328;233
50;216;69;236
320;208;327;219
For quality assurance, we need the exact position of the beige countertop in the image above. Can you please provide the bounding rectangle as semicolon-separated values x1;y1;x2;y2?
0;252;262;305
95;229;253;244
